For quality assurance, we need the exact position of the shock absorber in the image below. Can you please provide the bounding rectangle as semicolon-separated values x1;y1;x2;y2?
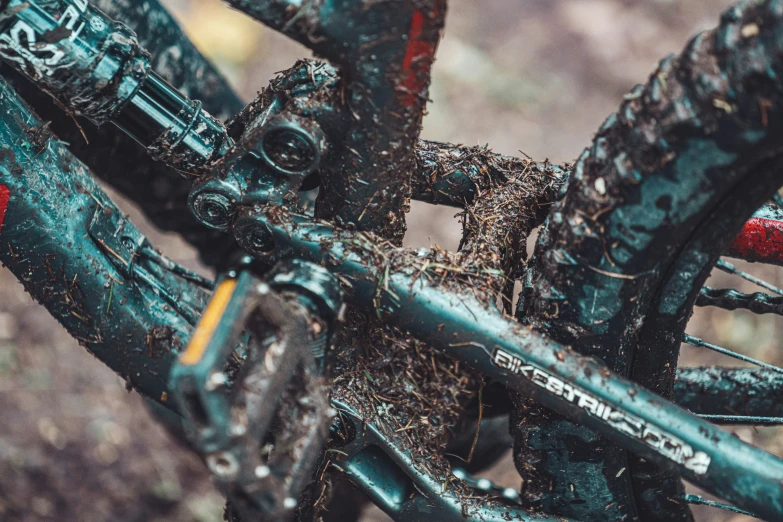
0;0;231;173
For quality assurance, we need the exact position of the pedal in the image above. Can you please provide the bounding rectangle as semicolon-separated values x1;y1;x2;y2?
170;259;342;520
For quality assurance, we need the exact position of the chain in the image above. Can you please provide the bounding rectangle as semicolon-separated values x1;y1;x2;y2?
697;286;783;315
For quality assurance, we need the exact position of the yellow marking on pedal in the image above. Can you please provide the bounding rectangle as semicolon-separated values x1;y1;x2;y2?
179;278;238;366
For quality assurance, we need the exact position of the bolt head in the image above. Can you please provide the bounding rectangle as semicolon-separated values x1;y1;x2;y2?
247;225;275;253
193;192;234;229
262;128;318;175
206;451;239;478
206;372;227;391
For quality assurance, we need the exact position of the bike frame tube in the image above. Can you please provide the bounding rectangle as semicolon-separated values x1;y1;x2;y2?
0;0;243;268
246;210;783;520
225;0;446;245
0;75;202;411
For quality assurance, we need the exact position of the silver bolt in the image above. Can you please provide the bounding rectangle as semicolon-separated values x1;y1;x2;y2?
207;451;239;478
193;192;233;229
206;371;227;391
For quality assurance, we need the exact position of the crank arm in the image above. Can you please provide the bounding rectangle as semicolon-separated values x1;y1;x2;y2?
328;399;563;522
170;260;342;521
236;208;783;520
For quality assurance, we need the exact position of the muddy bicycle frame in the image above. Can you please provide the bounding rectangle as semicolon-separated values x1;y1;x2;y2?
1;0;783;520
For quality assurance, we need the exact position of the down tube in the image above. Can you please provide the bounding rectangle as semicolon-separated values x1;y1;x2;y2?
0;76;200;410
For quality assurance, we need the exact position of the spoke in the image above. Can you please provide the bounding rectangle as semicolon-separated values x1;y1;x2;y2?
698;414;783;425
682;334;783;374
715;259;783;296
683;494;760;518
697;286;783;315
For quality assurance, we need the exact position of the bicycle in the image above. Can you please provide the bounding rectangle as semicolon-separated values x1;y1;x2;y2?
1;0;783;520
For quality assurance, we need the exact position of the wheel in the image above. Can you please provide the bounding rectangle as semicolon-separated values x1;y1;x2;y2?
516;1;783;520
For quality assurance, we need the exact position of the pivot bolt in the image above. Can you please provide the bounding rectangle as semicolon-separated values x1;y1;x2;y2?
246;225;275;253
192;192;234;230
259;118;326;177
264;129;315;172
207;451;239;478
234;212;279;258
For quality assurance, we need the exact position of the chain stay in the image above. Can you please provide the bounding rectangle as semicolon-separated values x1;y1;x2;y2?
329;399;557;522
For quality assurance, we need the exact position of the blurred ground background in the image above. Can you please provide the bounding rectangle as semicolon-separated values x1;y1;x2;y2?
1;0;780;520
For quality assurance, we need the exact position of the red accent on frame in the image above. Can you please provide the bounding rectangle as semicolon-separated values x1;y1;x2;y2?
727;216;783;265
0;184;9;231
399;9;438;107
